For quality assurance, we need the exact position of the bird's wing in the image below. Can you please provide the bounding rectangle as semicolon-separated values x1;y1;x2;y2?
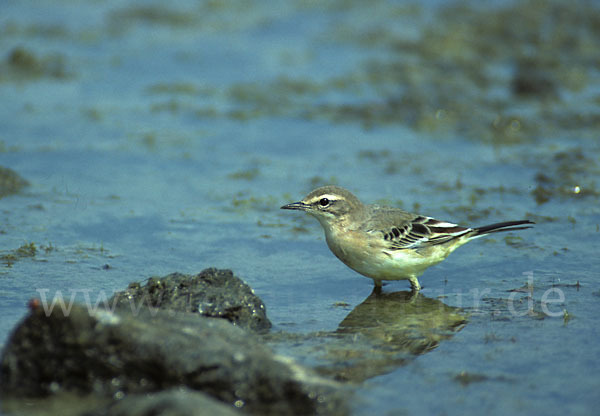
364;207;472;250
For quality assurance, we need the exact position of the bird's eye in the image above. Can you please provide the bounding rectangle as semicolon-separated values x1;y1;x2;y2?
319;198;330;207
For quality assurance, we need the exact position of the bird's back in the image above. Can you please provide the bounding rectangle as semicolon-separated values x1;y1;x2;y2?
358;204;417;232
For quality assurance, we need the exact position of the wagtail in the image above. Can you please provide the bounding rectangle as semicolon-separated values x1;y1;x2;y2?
281;185;534;292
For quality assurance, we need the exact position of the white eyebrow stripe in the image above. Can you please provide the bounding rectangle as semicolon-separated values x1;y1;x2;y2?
308;194;341;202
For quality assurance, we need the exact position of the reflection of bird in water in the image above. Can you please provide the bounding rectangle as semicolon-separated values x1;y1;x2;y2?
338;291;467;353
319;291;467;382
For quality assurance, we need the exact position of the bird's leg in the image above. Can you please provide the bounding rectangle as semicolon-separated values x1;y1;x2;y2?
408;276;421;292
372;279;383;295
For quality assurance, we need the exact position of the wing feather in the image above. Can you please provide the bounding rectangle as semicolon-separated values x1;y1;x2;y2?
375;215;472;250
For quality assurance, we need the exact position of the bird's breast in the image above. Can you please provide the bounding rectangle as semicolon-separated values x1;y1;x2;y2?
324;228;385;275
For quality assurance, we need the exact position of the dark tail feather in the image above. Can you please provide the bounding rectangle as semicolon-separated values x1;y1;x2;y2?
473;220;535;236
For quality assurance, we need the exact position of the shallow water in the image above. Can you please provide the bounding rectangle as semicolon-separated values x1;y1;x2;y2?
1;0;599;414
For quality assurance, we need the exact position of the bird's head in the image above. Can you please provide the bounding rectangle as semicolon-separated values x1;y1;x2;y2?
281;186;363;228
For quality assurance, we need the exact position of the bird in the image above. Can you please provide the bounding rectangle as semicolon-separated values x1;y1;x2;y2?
281;185;534;292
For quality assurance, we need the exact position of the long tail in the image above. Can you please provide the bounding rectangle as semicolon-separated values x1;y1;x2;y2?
472;220;535;237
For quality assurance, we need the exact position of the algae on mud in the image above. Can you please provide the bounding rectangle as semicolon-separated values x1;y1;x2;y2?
0;166;29;198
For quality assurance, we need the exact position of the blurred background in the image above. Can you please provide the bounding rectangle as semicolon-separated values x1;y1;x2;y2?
1;0;599;414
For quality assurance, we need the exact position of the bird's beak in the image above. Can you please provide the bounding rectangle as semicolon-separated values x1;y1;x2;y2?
281;201;310;211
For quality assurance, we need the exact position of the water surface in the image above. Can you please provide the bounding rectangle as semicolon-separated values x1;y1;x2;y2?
1;0;599;414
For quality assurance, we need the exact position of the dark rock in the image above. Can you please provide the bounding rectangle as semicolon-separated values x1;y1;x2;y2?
86;388;241;416
109;269;271;333
0;302;346;416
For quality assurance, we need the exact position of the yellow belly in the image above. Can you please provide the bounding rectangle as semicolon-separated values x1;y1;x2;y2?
325;229;458;281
